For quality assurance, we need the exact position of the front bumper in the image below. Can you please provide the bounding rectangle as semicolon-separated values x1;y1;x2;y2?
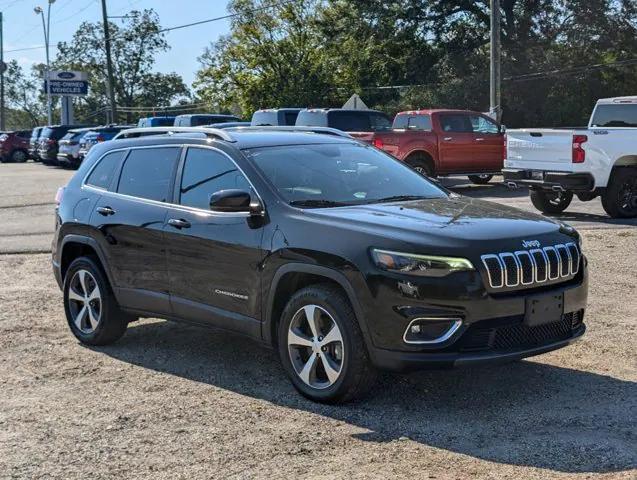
502;168;594;191
370;324;585;371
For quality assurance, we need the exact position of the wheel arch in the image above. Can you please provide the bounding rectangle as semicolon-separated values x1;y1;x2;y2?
60;235;113;287
264;263;371;349
613;155;637;168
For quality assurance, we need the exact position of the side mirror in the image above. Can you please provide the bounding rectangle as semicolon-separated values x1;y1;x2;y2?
500;124;507;133
210;189;263;215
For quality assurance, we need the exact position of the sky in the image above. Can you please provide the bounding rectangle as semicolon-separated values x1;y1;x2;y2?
2;0;233;86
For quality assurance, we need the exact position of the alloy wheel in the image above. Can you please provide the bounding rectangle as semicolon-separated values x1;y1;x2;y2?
287;304;344;389
617;177;637;215
67;270;102;334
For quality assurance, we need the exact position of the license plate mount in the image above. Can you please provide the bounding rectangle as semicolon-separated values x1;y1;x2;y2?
525;293;564;326
530;170;544;181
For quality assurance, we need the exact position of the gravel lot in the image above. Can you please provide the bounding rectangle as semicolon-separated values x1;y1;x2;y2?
0;163;636;479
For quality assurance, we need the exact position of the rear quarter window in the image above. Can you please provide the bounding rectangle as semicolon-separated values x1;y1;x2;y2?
85;150;126;190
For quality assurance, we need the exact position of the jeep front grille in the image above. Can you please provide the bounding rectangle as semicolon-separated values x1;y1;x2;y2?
481;243;580;289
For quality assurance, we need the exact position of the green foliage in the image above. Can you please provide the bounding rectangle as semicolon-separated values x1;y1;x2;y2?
55;9;190;124
4;61;47;129
195;0;637;126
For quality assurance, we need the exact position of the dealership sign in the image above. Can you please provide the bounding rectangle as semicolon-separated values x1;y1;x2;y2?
43;71;89;96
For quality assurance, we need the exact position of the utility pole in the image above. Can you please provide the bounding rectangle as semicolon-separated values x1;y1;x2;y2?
489;0;501;122
0;12;5;131
101;0;117;124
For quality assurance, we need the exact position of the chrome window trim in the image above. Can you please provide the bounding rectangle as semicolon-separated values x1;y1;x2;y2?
529;248;548;283
481;254;504;288
402;317;463;345
500;252;520;287
82;144;265;218
514;250;534;285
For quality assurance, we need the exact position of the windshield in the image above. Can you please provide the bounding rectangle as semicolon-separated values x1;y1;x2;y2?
246;143;447;207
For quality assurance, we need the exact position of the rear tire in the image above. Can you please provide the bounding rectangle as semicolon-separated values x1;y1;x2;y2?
11;150;28;163
601;167;637;218
277;284;376;404
405;154;434;177
530;189;573;214
468;174;493;185
63;256;128;346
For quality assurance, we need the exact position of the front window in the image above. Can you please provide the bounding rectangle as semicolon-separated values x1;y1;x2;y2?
246;143;447;207
469;115;499;134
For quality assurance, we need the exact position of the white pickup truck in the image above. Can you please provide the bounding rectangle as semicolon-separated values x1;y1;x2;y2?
503;96;637;218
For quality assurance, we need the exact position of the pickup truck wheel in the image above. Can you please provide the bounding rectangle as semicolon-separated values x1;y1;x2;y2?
278;284;376;404
406;156;433;177
11;150;28;163
530;189;573;214
602;168;637;218
468;174;493;185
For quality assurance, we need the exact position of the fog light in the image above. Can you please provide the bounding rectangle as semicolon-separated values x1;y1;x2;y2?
403;317;462;345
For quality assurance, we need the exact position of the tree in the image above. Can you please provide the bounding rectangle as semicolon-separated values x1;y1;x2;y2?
55;9;189;123
4;61;47;128
194;0;343;117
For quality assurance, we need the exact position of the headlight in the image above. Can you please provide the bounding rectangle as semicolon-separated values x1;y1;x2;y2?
371;249;474;277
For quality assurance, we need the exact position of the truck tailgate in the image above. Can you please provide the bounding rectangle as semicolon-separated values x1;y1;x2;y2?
506;129;575;169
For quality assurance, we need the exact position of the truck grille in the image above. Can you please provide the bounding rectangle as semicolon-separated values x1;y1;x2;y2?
459;310;584;353
481;243;580;289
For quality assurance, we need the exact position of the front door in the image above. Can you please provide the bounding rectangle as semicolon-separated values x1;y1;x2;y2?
467;114;504;171
437;113;476;173
90;146;181;314
163;146;265;336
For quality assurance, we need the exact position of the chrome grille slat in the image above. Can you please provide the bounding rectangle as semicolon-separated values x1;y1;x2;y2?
481;242;581;290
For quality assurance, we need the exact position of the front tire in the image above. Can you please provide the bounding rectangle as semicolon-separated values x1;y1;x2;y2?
11;150;28;163
277;284;376;404
63;256;128;346
601;168;637;218
405;154;434;177
530;189;573;214
468;174;493;185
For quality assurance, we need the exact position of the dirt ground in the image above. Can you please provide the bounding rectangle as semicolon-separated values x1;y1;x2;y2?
0;228;635;479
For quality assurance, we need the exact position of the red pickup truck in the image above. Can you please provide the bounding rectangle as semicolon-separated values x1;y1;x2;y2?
370;109;505;184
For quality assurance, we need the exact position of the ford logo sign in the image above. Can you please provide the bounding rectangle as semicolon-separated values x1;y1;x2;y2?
522;239;541;249
58;72;75;79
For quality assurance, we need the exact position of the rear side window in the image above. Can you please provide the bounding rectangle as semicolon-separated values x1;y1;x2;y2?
179;148;250;210
86;151;126;189
439;114;473;133
590;104;637;127
117;147;180;202
393;115;432;130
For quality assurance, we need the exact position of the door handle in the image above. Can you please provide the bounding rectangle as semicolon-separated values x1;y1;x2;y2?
443;137;453;141
475;137;485;141
168;218;191;229
96;206;115;216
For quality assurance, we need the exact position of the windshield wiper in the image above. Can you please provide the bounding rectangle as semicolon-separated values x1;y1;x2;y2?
367;195;431;204
289;199;351;208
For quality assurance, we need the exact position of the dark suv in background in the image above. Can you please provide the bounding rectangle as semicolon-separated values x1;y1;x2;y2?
77;125;133;163
295;108;392;142
38;125;92;164
52;127;588;403
29;127;44;160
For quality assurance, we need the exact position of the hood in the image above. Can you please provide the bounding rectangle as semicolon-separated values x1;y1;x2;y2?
302;195;575;250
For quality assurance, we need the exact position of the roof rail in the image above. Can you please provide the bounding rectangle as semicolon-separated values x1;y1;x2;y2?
112;126;236;142
229;126;352;138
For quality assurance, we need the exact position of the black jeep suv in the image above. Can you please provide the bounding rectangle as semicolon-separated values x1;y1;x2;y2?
52;127;588;403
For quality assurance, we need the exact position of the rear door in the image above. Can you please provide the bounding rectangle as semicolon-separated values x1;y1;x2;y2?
468;114;503;171
437;113;476;173
89;146;181;314
163;146;265;335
